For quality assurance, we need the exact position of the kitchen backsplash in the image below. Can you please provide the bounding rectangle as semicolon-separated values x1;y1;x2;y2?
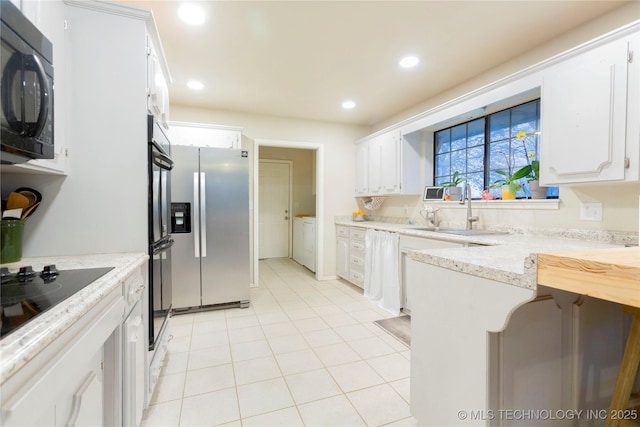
351;184;639;246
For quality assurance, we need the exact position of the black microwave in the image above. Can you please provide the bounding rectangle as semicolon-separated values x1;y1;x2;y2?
0;0;54;164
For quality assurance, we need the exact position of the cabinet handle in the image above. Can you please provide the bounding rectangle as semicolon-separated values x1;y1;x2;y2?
65;371;97;427
128;284;144;302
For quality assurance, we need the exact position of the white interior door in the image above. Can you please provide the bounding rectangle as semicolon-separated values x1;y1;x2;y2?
259;160;291;259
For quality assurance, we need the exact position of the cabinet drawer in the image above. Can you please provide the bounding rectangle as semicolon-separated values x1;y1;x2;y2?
337;226;349;238
350;254;365;270
350;241;365;252
349;270;364;287
350;227;366;241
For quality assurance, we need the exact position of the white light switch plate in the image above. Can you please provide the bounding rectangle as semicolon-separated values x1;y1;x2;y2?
580;202;603;221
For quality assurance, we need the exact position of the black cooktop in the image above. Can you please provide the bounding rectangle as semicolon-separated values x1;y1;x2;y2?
0;265;114;339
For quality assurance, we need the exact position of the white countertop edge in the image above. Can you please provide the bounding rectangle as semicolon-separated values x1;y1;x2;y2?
335;218;624;289
406;249;538;289
0;252;148;383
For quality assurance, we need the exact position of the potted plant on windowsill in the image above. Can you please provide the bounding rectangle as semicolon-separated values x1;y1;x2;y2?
527;159;547;198
516;131;549;199
489;166;530;200
439;171;468;201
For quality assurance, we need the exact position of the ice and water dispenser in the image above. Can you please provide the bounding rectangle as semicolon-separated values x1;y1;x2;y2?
171;203;191;233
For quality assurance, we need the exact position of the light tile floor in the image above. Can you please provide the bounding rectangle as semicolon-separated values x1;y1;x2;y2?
141;258;417;427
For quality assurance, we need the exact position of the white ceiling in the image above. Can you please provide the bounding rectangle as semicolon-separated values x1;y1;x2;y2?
120;1;632;126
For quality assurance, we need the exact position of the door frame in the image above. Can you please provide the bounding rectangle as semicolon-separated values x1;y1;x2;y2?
258;159;293;259
253;139;324;285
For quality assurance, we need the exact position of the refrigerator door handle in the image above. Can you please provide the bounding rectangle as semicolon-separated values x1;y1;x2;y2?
193;172;200;258
200;172;207;258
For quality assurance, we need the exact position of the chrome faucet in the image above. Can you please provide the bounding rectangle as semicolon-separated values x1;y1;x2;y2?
460;183;479;229
420;206;441;227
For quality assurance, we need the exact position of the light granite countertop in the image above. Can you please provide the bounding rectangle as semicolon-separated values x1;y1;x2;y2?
335;217;633;289
0;252;148;383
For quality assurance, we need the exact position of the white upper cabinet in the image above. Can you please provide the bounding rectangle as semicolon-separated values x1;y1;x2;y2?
354;129;421;197
169;122;243;149
541;32;639;185
354;141;369;196
147;37;171;129
367;134;384;195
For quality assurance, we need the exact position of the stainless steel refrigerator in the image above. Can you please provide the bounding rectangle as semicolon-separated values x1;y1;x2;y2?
169;146;250;312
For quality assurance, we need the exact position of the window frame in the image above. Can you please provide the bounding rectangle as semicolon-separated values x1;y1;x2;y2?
433;99;557;200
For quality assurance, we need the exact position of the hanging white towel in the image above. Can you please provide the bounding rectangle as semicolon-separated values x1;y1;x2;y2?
364;229;401;315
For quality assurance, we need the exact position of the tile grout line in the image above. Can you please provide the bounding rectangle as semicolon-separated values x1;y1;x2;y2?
143;259;414;426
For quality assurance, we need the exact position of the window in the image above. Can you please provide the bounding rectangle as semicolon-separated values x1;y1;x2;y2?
434;99;557;199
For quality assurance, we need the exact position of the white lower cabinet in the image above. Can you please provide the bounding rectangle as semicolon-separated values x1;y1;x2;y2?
399;235;461;313
348;227;366;288
58;348;104;427
0;286;124;427
488;288;629;426
0;262;147;427
119;265;146;427
336;225;366;288
123;302;145;426
336;226;349;279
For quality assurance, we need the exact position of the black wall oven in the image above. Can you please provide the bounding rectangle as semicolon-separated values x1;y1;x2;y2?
0;0;54;164
148;116;174;350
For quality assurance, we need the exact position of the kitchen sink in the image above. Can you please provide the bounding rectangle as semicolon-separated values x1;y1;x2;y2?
406;226;508;236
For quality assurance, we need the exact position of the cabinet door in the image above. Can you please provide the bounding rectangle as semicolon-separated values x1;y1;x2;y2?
147;37;169;128
354;142;369;196
57;348;104;427
380;131;400;194
541;38;629;184
368;136;383;195
123;301;145;427
336;237;349;279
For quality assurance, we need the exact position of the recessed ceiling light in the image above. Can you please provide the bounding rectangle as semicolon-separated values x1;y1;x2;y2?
178;4;205;26
187;80;204;90
399;55;420;69
342;100;356;110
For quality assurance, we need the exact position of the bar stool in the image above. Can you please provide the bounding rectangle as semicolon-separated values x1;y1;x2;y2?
606;305;640;427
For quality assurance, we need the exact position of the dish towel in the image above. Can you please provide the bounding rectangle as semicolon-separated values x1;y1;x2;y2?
364;229;401;315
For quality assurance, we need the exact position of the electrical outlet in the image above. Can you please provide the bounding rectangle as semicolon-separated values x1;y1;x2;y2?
580;202;603;221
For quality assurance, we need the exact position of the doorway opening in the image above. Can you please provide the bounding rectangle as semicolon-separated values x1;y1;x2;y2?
253;139;324;285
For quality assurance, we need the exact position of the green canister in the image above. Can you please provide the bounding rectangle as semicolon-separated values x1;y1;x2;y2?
1;220;25;263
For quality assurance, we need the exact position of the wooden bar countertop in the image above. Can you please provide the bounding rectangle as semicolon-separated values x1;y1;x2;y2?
537;247;640;308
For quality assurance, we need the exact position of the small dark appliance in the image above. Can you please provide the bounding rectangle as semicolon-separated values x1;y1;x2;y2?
0;0;55;164
0;265;114;338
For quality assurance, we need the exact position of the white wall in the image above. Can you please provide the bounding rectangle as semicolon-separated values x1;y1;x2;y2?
259;147;316;217
169;106;368;278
